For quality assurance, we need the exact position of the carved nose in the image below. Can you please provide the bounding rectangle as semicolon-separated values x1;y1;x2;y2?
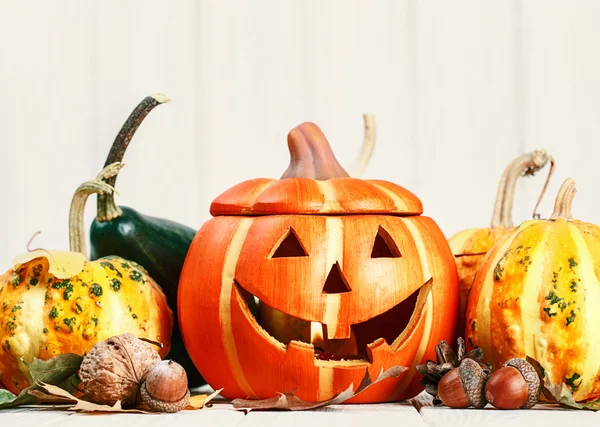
322;262;351;294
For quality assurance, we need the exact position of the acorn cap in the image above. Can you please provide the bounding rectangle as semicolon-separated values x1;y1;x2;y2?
140;381;190;413
504;358;541;409
459;358;489;408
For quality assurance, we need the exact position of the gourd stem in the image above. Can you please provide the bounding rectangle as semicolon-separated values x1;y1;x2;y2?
549;178;576;221
349;114;376;177
97;94;171;222
530;159;555;219
70;163;124;255
497;149;553;228
490;160;512;228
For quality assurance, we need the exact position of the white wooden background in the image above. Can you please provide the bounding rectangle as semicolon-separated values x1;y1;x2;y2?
1;0;600;272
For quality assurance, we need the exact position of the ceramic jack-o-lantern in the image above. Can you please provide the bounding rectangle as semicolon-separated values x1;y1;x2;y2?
178;121;459;403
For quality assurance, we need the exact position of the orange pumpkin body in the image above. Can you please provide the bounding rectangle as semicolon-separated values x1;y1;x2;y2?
449;226;512;335
179;135;459;403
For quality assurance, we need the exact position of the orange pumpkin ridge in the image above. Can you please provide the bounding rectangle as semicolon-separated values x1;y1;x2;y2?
448;150;554;336
178;120;458;403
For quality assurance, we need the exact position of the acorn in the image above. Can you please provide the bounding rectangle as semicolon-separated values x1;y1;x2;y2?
437;358;490;408
140;360;191;412
485;358;540;409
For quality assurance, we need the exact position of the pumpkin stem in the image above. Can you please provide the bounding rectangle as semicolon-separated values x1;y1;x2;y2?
348;114;376;177
96;94;171;222
70;163;124;256
492;149;554;228
281;122;350;180
550;178;576;221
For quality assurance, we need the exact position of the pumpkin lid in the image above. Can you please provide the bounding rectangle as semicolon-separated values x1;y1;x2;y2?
210;121;423;216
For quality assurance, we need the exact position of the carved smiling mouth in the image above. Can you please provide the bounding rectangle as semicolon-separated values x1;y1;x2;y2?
233;279;433;365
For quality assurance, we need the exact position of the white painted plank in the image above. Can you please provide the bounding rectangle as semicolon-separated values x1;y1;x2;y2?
0;404;244;427
2;1;600;267
242;403;426;427
89;0;201;230
307;0;416;182
0;407;72;426
521;0;600;224
195;0;312;223
420;404;599;427
0;0;95;271
62;404;245;427
2;402;600;426
414;1;522;238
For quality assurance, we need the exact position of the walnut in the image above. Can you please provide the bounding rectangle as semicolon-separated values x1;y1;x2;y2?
78;332;162;407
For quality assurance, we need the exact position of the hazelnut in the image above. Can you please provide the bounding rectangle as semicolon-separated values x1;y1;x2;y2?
78;333;162;407
485;358;540;409
437;358;489;408
140;360;190;413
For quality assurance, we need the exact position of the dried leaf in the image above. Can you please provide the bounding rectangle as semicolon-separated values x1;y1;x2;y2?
56;373;82;395
0;387;36;408
35;383;149;413
526;356;600;411
232;365;407;411
28;390;77;404
0;353;83;409
13;249;86;279
186;388;223;410
0;389;16;404
25;354;83;385
354;365;407;394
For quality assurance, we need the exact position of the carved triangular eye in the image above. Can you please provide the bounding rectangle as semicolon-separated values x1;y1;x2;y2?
270;228;308;258
371;226;402;258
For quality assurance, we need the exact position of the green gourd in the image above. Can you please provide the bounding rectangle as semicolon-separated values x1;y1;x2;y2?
89;94;205;387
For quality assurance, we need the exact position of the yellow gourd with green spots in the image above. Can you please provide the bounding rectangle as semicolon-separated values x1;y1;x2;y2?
0;165;172;394
466;178;600;403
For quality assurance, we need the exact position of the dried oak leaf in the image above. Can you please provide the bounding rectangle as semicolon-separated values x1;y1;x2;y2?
78;332;161;407
526;356;600;411
32;383;150;413
186;388;223;410
232;365;406;411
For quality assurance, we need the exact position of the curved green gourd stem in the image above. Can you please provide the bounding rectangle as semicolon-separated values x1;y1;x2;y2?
70;163;124;255
97;94;171;222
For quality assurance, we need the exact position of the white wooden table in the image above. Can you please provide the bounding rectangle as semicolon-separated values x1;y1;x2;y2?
1;388;599;427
